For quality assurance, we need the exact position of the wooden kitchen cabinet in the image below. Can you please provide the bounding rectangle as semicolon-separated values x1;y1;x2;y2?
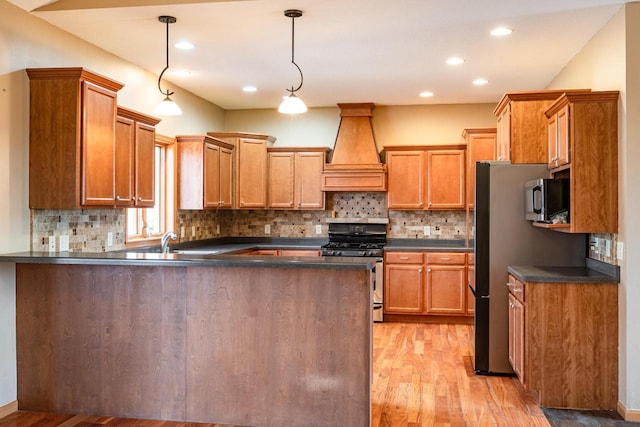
425;252;466;315
384;252;425;314
176;135;235;210
208;132;275;209
540;91;619;233
384;145;466;210
493;90;588;164
507;273;618;410
27;67;124;209
115;107;160;207
463;128;496;209
267;148;328;210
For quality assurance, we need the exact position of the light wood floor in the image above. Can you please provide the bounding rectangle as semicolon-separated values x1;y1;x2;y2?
372;322;549;427
0;322;549;427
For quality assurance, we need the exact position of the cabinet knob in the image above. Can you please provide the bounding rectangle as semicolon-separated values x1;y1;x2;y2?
419;202;423;207
427;268;431;272
428;202;432;207
418;268;423;273
219;200;225;204
138;197;142;201
115;196;121;201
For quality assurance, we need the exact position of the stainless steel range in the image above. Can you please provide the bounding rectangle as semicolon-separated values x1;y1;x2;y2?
321;222;386;322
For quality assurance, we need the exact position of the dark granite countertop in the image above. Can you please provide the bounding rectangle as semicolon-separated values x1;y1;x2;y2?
384;238;471;252
507;259;619;283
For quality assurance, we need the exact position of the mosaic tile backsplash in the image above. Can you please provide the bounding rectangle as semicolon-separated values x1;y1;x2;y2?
30;192;619;266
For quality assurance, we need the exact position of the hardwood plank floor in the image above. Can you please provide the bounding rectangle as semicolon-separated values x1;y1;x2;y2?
1;322;549;427
371;322;549;427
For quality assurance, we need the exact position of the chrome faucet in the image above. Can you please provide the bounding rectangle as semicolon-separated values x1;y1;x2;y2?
161;231;178;253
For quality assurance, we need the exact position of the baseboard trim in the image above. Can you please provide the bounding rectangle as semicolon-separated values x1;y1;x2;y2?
617;400;640;422
0;400;18;419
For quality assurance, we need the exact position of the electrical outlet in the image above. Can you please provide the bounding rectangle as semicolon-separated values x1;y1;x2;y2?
107;232;113;247
264;224;271;235
423;226;430;236
192;226;196;237
316;224;322;234
617;242;624;260
181;226;185;238
48;236;56;252
59;235;69;251
216;224;221;235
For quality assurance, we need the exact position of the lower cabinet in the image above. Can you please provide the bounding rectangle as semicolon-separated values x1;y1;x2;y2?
384;251;471;320
507;273;618;410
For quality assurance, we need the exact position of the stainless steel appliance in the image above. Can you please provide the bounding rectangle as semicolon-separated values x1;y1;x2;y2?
473;162;586;375
524;177;570;223
321;222;386;322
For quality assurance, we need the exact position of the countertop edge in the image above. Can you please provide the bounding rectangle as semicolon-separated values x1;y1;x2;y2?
507;263;619;284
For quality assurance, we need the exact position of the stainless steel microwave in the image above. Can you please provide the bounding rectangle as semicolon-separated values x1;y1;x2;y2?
524;178;570;223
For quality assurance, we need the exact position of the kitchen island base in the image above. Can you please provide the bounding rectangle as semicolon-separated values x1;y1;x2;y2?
16;262;372;427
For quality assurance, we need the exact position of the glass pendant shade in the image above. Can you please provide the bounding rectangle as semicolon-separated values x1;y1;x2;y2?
154;95;183;116
278;93;307;114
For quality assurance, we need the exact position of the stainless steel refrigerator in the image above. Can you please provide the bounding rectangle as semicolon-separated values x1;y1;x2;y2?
472;161;586;375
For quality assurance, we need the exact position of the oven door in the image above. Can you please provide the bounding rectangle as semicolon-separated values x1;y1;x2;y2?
373;260;383;322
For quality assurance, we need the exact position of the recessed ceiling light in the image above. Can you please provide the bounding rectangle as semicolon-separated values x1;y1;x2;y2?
175;41;194;50
473;78;489;86
446;57;465;65
173;69;191;77
419;91;434;98
243;86;257;93
490;27;514;36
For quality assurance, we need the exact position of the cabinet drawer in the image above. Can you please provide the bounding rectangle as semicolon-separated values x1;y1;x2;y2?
385;252;423;264
507;275;525;303
426;252;466;265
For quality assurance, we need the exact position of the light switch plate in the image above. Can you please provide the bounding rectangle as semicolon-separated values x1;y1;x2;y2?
191;226;196;237
423;226;430;236
181;226;185;238
59;235;69;251
617;242;624;260
316;224;322;234
48;236;55;252
216;224;221;234
107;232;113;247
265;224;271;235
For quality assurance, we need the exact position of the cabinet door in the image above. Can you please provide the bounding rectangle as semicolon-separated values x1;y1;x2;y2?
496;105;511;161
115;116;135;206
425;265;466;314
556;104;570;167
467;133;496;209
204;143;221;209
508;293;525;383
218;146;234;209
548;113;558;168
384;263;424;314
426;150;465;209
237;138;267;208
295;152;325;209
81;81;118;206
134;122;156;207
279;249;321;256
268;152;295;209
386;151;424;209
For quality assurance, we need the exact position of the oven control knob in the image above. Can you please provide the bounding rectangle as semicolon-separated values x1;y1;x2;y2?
336;251;342;256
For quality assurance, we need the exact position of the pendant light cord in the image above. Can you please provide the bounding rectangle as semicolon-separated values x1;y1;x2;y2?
287;11;303;94
158;16;174;97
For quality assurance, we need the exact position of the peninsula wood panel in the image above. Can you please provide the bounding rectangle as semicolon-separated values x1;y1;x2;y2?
16;263;371;427
524;279;618;410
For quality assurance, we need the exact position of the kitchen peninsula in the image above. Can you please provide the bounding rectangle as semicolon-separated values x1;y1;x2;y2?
1;252;374;427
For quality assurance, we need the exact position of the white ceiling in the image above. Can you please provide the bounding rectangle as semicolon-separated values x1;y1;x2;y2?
8;0;630;110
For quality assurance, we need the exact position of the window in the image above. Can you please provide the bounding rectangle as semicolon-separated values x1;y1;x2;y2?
127;135;175;242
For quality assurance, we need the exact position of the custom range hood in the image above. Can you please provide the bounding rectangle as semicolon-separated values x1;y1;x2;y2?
321;103;387;191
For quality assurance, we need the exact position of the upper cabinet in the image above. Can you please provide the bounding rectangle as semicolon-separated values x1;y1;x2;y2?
463;128;496;210
27;67;124;209
384;145;466;210
207;132;275;209
115;107;161;208
494;90;588;164
267;148;329;210
176;135;235;210
542;91;619;233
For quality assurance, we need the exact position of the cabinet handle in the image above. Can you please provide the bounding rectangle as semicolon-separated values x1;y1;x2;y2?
440;257;451;261
427;268;431;272
138;197;142;201
497;156;504;161
418;268;423;273
399;256;409;260
419;202;423;207
428;202;432;207
115;196;121;201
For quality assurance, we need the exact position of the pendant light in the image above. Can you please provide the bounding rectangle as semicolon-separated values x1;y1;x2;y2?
278;9;307;114
154;15;183;116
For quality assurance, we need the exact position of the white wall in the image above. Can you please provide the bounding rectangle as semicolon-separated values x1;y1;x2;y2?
0;0;226;407
547;2;640;415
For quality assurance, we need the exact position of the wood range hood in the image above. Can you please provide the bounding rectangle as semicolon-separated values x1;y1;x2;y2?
321;103;387;191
